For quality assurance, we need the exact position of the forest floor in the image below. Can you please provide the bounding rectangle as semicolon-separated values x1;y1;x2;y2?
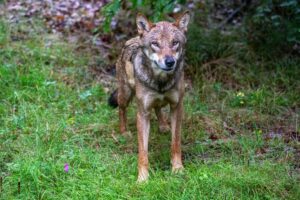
1;2;300;199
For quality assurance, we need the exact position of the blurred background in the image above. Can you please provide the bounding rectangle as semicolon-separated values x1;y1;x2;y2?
0;0;299;199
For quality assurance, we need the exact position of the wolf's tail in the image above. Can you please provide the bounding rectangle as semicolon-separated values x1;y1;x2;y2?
108;89;118;108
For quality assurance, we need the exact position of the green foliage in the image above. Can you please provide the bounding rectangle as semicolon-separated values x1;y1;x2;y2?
245;0;300;56
101;0;186;32
0;19;8;45
186;25;235;66
102;0;121;32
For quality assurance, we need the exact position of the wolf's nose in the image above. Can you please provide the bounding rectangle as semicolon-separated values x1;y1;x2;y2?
165;56;175;68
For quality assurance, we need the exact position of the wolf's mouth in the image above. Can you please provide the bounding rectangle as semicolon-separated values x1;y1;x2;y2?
161;67;173;72
154;61;174;72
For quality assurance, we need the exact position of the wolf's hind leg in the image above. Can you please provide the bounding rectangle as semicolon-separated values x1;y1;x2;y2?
155;107;170;133
118;85;133;134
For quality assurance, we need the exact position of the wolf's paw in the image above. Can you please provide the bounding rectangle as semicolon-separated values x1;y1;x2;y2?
159;124;170;133
137;170;149;183
172;165;184;174
122;131;132;138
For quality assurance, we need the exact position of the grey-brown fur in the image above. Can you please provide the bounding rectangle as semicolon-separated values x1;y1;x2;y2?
109;12;190;182
134;50;184;93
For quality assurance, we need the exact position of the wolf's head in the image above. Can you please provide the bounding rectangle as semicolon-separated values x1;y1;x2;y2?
136;12;190;73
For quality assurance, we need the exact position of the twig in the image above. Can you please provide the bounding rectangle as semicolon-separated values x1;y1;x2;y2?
217;1;248;29
0;176;2;193
296;113;298;141
18;178;20;194
111;131;119;143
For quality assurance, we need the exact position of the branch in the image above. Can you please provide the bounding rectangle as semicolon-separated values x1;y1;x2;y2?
217;1;251;29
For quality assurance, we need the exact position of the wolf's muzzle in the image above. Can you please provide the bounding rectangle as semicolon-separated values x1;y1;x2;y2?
165;56;175;67
161;56;175;71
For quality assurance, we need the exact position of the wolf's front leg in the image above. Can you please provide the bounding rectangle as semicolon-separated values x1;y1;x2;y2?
170;99;184;173
136;108;150;182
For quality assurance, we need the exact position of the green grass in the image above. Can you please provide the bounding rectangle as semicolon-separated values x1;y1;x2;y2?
1;18;300;200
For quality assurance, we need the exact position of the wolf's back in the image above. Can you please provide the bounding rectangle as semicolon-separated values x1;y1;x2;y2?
108;37;141;108
119;36;141;63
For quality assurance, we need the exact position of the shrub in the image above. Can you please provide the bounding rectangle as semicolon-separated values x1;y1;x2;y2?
101;0;186;32
245;0;300;57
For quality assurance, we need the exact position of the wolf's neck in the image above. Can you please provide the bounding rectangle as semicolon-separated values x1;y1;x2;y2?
133;50;183;93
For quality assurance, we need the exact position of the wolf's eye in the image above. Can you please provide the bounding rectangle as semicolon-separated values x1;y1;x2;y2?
151;42;159;48
172;41;179;47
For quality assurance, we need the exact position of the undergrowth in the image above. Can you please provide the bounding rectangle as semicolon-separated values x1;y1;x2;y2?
0;14;299;200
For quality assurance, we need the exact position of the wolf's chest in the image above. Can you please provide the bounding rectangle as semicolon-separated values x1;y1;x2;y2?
141;89;180;110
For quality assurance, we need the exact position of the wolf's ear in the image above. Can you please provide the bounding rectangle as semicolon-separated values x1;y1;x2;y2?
175;11;190;32
136;13;152;35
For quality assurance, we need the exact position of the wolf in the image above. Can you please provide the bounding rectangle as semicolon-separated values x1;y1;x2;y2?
108;12;190;182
